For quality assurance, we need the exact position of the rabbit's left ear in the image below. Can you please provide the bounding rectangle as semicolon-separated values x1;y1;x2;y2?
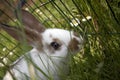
0;24;42;46
0;10;46;46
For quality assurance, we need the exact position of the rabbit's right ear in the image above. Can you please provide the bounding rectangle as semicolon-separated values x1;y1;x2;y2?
21;10;45;33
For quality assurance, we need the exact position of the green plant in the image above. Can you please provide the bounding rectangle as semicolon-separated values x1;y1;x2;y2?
0;0;120;80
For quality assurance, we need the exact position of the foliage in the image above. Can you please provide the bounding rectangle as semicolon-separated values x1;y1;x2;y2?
0;0;120;80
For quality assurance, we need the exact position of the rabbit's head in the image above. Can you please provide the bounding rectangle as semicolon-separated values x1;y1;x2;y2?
0;10;83;57
41;29;83;58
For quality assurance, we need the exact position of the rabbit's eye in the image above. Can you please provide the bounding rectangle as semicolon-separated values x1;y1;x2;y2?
50;42;60;50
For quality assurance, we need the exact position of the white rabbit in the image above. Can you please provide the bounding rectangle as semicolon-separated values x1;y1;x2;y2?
2;10;83;80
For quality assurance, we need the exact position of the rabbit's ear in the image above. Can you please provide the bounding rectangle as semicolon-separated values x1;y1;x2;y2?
0;10;45;46
0;24;21;41
21;10;45;33
0;24;42;46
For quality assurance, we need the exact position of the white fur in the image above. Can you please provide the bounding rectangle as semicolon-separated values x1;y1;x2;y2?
3;29;83;80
